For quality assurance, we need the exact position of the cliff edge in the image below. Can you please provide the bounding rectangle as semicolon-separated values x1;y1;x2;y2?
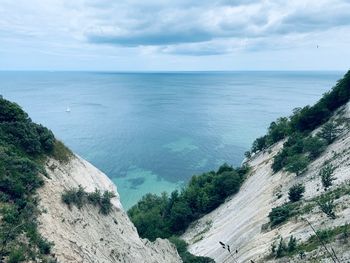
38;155;181;263
183;103;350;262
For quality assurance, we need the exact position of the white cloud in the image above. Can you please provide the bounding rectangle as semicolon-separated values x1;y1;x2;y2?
0;0;349;70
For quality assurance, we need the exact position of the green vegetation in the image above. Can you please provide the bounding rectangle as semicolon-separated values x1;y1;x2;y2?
280;224;350;259
61;186;116;215
318;121;344;144
288;184;305;202
128;163;248;240
268;182;350;227
319;164;336;190
268;202;299;227
168;236;215;263
0;97;59;262
249;70;350;175
271;236;298;258
317;196;336;219
285;154;309;176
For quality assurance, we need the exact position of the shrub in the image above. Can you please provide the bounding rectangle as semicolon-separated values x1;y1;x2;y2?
288;184;305;202
287;236;297;252
319;164;336;190
303;136;327;159
317;121;343;144
61;185;85;209
61;186;115;215
269;203;297;226
276;237;286;258
251;135;268;153
318;196;336;219
8;247;26;263
285;155;309;176
99;191;116;215
87;189;102;205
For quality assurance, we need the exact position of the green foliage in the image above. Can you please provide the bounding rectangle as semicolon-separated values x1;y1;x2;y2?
128;165;247;240
284;224;350;257
61;186;116;215
251;135;268;153
272;134;311;174
285;154;309;176
287;236;297;252
271;236;297;259
7;247;26;263
168;237;215;263
319;164;336;190
0;97;57;261
318;196;336;219
303;136;327;159
50;140;72;163
318;121;343;144
268;203;298;227
252;70;350;175
288;184;305;202
276;238;286;258
61;185;85;209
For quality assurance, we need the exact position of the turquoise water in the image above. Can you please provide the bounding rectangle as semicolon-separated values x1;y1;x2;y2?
0;71;344;208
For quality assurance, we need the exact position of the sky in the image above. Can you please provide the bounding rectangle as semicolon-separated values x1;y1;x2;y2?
0;0;350;71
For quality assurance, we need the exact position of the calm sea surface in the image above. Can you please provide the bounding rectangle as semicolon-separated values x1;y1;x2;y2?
0;71;344;208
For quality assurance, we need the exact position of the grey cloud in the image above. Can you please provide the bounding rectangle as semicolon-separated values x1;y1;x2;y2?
82;0;350;55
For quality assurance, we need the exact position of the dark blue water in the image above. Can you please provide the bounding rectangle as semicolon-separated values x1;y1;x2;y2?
0;71;344;208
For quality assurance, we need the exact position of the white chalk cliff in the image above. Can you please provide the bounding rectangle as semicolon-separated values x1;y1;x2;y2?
183;103;350;262
37;155;182;263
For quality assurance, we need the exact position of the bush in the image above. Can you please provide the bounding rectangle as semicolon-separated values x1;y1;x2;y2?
61;186;115;215
317;121;343;144
269;203;297;226
303;136;327;159
285;155;309;176
319;164;336;190
287;236;297;252
8;247;26;263
61;185;85;209
288;184;305;202
318;196;336;219
99;191;116;215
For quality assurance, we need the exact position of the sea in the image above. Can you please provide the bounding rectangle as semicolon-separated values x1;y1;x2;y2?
0;71;344;209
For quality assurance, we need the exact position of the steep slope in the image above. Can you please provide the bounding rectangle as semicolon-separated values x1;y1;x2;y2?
38;154;181;263
182;103;350;262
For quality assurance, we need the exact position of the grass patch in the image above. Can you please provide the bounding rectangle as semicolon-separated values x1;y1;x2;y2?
50;140;73;163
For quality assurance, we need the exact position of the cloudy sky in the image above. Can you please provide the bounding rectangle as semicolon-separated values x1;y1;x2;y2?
0;0;350;71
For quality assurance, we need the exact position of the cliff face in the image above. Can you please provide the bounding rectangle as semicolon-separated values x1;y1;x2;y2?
37;155;181;263
182;102;350;262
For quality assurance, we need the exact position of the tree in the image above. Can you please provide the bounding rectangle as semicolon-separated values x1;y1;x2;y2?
303;136;327;159
288;184;305;202
317;121;343;144
285;155;309;176
268;117;290;143
319;164;336;190
251;135;267;153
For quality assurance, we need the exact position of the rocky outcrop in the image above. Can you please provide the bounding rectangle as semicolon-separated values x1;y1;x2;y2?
38;155;181;263
183;103;350;262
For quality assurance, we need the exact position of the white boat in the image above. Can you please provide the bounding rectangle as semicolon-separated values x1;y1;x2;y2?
66;107;71;113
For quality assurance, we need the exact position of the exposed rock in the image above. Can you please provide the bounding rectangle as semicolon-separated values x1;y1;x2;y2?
38;155;181;263
183;103;350;262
